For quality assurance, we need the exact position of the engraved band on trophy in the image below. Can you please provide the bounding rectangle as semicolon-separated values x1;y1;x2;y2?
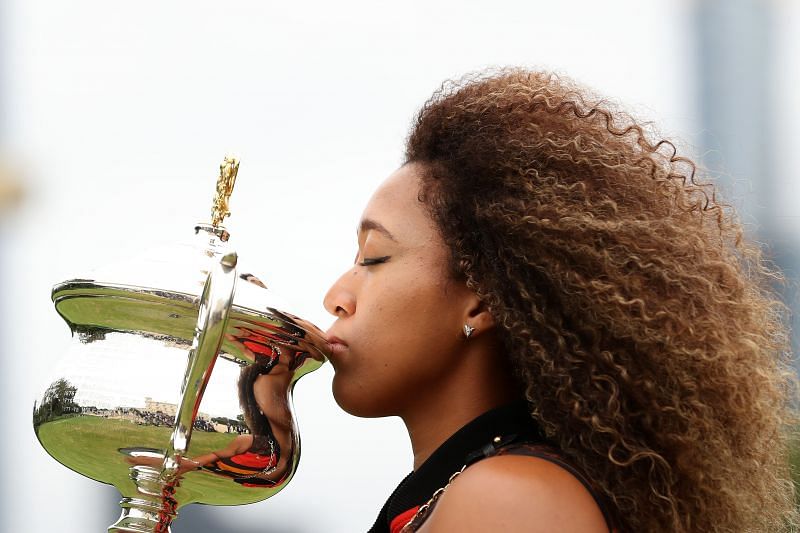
34;157;329;532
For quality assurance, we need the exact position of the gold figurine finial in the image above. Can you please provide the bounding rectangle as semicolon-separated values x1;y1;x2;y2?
211;155;239;227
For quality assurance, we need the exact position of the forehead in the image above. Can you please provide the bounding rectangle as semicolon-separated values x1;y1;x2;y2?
361;164;438;242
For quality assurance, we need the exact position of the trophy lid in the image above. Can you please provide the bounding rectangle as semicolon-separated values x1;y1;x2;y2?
51;222;303;359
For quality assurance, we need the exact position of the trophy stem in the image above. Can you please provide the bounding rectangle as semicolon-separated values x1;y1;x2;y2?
161;250;238;481
108;466;179;532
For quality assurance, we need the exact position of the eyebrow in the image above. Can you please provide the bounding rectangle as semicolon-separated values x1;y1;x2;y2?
357;218;398;242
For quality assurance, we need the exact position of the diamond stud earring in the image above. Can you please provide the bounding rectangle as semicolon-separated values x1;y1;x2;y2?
463;324;476;339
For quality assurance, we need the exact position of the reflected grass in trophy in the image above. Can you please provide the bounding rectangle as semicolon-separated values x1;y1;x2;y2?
37;416;277;506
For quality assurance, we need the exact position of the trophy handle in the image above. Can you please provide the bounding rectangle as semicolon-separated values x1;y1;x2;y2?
108;251;238;533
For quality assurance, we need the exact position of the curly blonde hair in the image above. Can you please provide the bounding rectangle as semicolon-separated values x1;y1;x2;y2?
406;69;797;532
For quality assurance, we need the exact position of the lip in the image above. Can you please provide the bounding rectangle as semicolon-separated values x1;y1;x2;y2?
326;334;349;358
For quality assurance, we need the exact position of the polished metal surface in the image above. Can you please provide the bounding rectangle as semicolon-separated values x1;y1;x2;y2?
34;157;329;532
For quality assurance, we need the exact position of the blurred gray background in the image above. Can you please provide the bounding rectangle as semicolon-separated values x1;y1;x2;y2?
0;0;797;531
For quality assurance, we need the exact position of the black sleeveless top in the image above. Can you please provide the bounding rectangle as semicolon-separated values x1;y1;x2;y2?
366;402;615;533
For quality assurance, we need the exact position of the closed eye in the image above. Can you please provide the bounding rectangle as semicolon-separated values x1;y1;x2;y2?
359;256;390;266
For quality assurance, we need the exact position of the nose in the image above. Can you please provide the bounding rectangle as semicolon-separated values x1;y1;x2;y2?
323;269;357;318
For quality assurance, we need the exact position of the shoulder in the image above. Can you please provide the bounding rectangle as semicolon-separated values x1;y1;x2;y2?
418;454;609;533
230;433;254;452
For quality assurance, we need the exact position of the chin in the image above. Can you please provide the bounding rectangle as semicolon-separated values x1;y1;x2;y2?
331;375;392;419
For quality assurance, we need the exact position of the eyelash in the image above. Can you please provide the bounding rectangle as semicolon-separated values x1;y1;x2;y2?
358;256;390;267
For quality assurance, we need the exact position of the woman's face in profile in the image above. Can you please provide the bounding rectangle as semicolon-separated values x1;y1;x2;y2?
323;164;475;418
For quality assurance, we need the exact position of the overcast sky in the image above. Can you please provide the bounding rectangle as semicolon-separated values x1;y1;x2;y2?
1;1;797;532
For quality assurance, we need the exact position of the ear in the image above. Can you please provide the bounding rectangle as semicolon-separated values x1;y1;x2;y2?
463;292;495;336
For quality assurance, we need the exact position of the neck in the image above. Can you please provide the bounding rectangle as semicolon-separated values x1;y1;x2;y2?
400;347;520;470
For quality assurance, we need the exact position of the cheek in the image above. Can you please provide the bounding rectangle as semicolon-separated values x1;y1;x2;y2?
330;319;416;418
357;277;450;364
331;278;462;417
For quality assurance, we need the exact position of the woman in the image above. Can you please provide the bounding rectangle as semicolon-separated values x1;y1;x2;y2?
322;69;797;532
188;360;294;486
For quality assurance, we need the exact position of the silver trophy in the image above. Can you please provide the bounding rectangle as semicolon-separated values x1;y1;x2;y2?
34;157;329;532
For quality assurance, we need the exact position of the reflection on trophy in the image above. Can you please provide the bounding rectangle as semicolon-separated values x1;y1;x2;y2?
33;157;330;532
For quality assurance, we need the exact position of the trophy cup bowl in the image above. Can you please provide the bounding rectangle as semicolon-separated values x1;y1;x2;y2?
33;157;329;532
